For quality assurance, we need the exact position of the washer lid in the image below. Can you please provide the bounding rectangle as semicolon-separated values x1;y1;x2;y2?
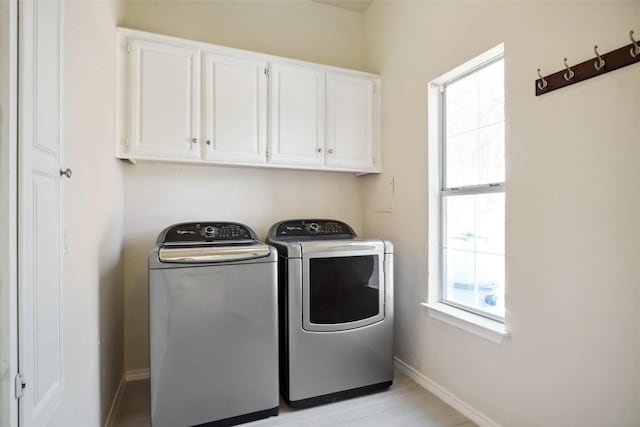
158;243;271;263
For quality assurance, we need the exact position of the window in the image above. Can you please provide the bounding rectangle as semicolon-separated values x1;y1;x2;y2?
430;45;505;323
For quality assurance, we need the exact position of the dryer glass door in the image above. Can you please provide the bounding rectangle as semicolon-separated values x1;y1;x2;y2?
301;241;385;332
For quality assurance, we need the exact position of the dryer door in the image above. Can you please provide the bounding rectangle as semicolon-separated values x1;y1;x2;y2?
301;240;385;332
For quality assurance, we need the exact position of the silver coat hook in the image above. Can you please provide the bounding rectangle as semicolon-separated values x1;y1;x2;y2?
630;30;640;58
593;45;605;70
537;68;548;90
563;57;575;81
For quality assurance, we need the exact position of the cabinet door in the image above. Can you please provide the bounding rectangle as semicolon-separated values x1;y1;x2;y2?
325;72;375;171
269;62;325;167
129;40;200;159
202;54;267;164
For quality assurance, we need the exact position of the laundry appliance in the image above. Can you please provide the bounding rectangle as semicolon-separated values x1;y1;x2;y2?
267;219;394;408
148;222;279;427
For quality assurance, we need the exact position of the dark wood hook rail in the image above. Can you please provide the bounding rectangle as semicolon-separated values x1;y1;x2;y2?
535;30;640;96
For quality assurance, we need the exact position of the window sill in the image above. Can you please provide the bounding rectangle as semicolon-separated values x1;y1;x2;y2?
421;302;509;344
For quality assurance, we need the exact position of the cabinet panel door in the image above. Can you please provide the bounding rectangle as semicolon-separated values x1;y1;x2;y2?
269;62;324;167
130;40;200;159
202;54;267;164
326;73;375;171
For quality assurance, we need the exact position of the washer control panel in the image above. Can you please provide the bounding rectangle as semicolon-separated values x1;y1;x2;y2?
159;222;257;245
269;219;356;240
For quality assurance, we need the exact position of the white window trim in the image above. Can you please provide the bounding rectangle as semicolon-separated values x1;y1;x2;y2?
422;302;508;343
425;43;509;343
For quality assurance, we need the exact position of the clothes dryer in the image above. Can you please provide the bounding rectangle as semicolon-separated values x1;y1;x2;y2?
267;219;394;408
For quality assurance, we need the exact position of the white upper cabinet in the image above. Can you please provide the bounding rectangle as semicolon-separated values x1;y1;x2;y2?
129;39;200;160
202;53;267;164
269;62;325;167
117;28;381;173
325;72;376;171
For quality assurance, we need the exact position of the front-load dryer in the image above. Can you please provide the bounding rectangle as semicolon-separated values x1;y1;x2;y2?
148;222;279;427
266;219;394;408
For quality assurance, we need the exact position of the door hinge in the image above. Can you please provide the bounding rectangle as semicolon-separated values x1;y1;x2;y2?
15;373;26;399
264;67;270;76
127;43;131;55
265;147;270;161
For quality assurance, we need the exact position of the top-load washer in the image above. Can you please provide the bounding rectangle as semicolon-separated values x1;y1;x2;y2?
148;222;279;427
266;219;394;408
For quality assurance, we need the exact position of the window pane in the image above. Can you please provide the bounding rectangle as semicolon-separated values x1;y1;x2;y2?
478;123;504;184
444;194;475;251
445;131;478;189
444;248;475;306
443;192;504;318
445;73;478;137
445;58;504;188
445;193;504;255
476;253;505;316
478;59;504;127
475;192;505;255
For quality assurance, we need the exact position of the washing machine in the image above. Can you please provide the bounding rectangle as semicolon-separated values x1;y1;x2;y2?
266;219;394;408
148;222;279;427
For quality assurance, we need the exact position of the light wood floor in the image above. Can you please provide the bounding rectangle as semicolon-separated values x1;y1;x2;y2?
114;372;476;427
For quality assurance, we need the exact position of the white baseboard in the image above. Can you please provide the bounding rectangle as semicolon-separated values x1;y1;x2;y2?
125;368;150;381
104;373;126;427
394;357;502;427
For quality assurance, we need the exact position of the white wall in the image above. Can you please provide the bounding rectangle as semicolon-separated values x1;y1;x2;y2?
121;1;367;371
123;0;364;70
362;1;640;426
49;1;125;426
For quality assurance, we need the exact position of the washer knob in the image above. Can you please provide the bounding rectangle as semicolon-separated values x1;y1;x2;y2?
203;225;217;237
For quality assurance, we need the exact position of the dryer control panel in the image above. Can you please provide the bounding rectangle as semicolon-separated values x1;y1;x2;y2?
268;219;356;240
158;222;257;245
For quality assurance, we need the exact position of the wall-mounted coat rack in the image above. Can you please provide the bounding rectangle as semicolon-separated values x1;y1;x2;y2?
535;30;640;96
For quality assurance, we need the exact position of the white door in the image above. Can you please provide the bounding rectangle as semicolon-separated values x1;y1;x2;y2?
129;39;200;160
269;62;325;167
202;53;267;164
325;72;375;171
18;0;64;425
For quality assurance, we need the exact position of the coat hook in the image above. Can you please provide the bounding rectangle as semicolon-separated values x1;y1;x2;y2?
536;69;548;90
563;58;575;81
630;30;640;58
593;45;605;71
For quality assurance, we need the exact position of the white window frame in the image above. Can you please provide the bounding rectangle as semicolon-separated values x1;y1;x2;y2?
422;44;509;343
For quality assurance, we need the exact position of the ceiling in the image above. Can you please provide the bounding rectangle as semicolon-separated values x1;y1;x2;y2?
312;0;372;13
